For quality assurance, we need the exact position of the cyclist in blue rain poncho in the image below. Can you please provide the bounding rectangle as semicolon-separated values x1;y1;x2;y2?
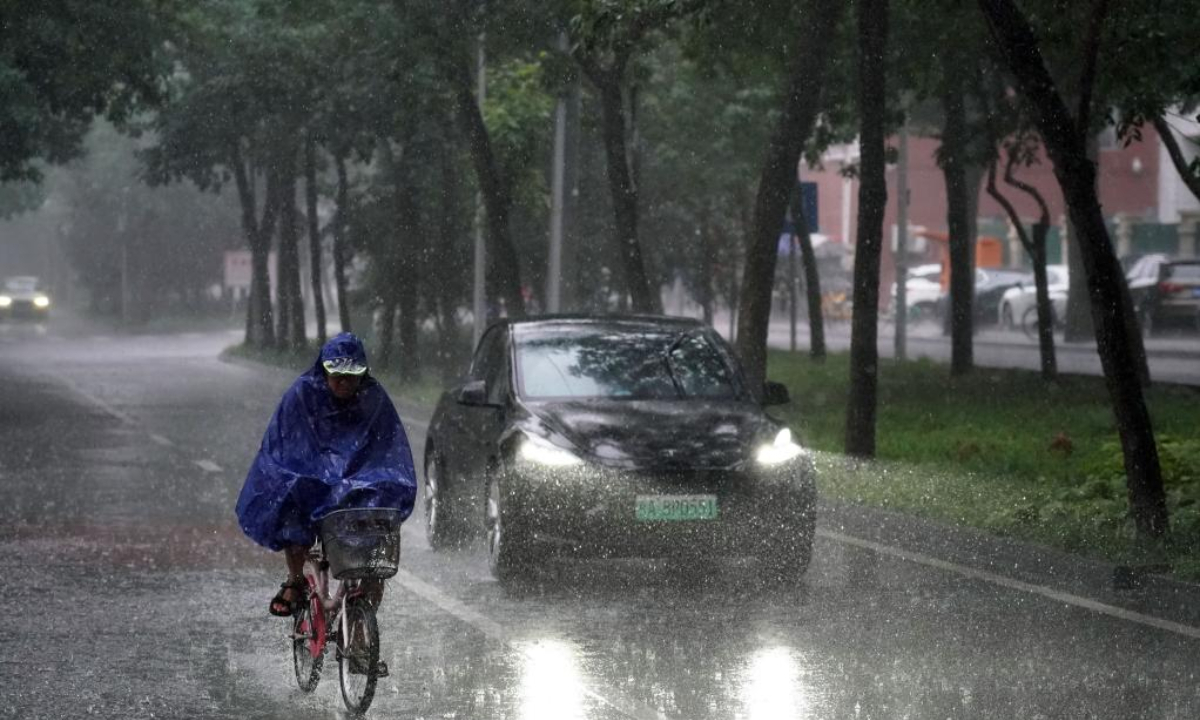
236;332;416;618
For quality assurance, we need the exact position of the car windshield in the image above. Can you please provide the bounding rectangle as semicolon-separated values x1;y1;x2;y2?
515;327;741;401
3;277;38;293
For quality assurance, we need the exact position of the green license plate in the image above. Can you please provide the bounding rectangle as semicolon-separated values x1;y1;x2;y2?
635;494;718;522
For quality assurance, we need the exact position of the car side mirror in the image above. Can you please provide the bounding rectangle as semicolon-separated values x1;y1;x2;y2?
457;380;490;406
762;380;791;406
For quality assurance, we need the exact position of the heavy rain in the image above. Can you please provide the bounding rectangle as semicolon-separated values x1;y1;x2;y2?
2;1;1200;718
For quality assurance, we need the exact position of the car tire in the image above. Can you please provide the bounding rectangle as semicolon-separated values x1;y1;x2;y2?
424;450;461;550
486;472;540;584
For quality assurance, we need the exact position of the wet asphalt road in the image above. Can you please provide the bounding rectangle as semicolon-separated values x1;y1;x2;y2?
1;317;1198;719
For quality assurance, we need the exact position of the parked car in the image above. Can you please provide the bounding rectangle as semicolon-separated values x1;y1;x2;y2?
1127;255;1200;334
997;264;1069;329
0;276;51;320
423;315;817;584
936;268;1029;325
891;263;943;321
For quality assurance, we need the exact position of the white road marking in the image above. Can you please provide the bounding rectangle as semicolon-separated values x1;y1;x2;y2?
819;529;1200;641
394;569;668;720
194;459;223;473
149;434;175;447
62;380;135;425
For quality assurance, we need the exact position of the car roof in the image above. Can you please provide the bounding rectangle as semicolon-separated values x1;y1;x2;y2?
500;314;708;337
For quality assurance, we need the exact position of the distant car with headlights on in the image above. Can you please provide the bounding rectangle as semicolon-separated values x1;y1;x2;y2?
0;276;51;320
423;316;817;584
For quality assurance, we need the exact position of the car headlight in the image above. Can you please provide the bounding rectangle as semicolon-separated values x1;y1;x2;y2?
34;296;50;308
0;296;11;308
756;428;805;466
518;435;582;467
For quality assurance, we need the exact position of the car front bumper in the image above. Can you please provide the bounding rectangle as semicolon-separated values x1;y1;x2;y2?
499;458;817;559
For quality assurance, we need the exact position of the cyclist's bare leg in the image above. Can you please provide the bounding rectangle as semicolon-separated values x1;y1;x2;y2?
284;545;307;579
268;545;309;615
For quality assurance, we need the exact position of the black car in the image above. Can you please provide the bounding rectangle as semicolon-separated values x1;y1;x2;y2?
423;316;817;584
937;268;1030;326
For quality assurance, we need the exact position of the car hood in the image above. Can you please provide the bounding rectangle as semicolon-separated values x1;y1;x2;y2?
523;399;778;470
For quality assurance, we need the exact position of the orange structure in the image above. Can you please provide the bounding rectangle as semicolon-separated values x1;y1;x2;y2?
915;230;1004;290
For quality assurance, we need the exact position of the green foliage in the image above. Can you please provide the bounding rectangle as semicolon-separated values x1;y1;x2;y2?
769;349;1200;576
0;0;168;181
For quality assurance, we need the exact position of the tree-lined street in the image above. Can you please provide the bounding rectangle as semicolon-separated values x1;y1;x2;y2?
2;319;1198;718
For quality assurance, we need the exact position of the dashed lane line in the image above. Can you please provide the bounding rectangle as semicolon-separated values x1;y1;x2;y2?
62;379;135;425
819;528;1200;641
149;434;175;447
194;459;223;473
394;569;668;720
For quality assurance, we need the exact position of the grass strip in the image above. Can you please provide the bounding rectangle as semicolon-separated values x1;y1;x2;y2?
768;350;1200;580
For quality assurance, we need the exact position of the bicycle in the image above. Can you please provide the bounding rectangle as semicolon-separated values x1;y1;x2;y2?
290;507;402;715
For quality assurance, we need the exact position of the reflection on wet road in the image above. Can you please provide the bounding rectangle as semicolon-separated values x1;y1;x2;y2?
1;319;1197;719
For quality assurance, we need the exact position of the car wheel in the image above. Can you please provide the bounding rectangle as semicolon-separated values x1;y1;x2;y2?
486;473;540;583
424;450;460;550
1000;304;1013;329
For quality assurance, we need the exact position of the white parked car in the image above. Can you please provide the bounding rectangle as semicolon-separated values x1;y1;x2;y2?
892;263;943;321
997;264;1068;329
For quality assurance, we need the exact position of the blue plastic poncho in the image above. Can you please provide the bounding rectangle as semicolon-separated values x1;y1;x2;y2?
236;333;417;551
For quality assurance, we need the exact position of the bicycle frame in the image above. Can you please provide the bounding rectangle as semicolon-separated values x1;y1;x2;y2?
297;541;369;661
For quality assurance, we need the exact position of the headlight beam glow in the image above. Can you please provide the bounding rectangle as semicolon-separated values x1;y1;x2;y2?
756;428;805;466
519;435;582;466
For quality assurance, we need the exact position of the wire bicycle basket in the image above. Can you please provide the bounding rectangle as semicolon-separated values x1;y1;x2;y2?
319;508;403;580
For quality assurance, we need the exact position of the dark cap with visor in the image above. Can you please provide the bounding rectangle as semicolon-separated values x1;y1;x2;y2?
317;332;370;376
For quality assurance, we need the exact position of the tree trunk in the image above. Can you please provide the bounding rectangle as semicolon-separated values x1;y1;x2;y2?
394;161;422;384
1154;114;1200;202
305;136;327;346
941;71;975;374
376;299;397;370
698;211;714;325
276;163;306;351
332;152;353;333
596;78;658;314
844;0;889;458
979;0;1167;539
794;188;826;362
999;157;1058;381
734;0;841;392
231;142;279;348
1029;236;1058;379
436;144;465;384
450;61;525;318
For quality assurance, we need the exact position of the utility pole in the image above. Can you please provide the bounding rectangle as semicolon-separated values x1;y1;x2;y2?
546;31;568;314
472;29;487;345
894;119;909;360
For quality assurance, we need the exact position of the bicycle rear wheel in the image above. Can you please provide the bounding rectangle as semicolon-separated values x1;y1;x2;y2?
292;594;324;692
338;598;380;714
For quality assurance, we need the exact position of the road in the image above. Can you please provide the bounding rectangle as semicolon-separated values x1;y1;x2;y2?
712;309;1200;386
1;316;1199;719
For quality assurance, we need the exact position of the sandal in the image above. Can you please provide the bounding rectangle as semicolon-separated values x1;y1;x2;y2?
268;576;306;617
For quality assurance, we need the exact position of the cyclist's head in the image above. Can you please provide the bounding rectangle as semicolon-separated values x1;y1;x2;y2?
317;333;369;399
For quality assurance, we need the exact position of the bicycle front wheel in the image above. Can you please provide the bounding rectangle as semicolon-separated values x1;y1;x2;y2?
292;594;324;692
338;598;380;714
